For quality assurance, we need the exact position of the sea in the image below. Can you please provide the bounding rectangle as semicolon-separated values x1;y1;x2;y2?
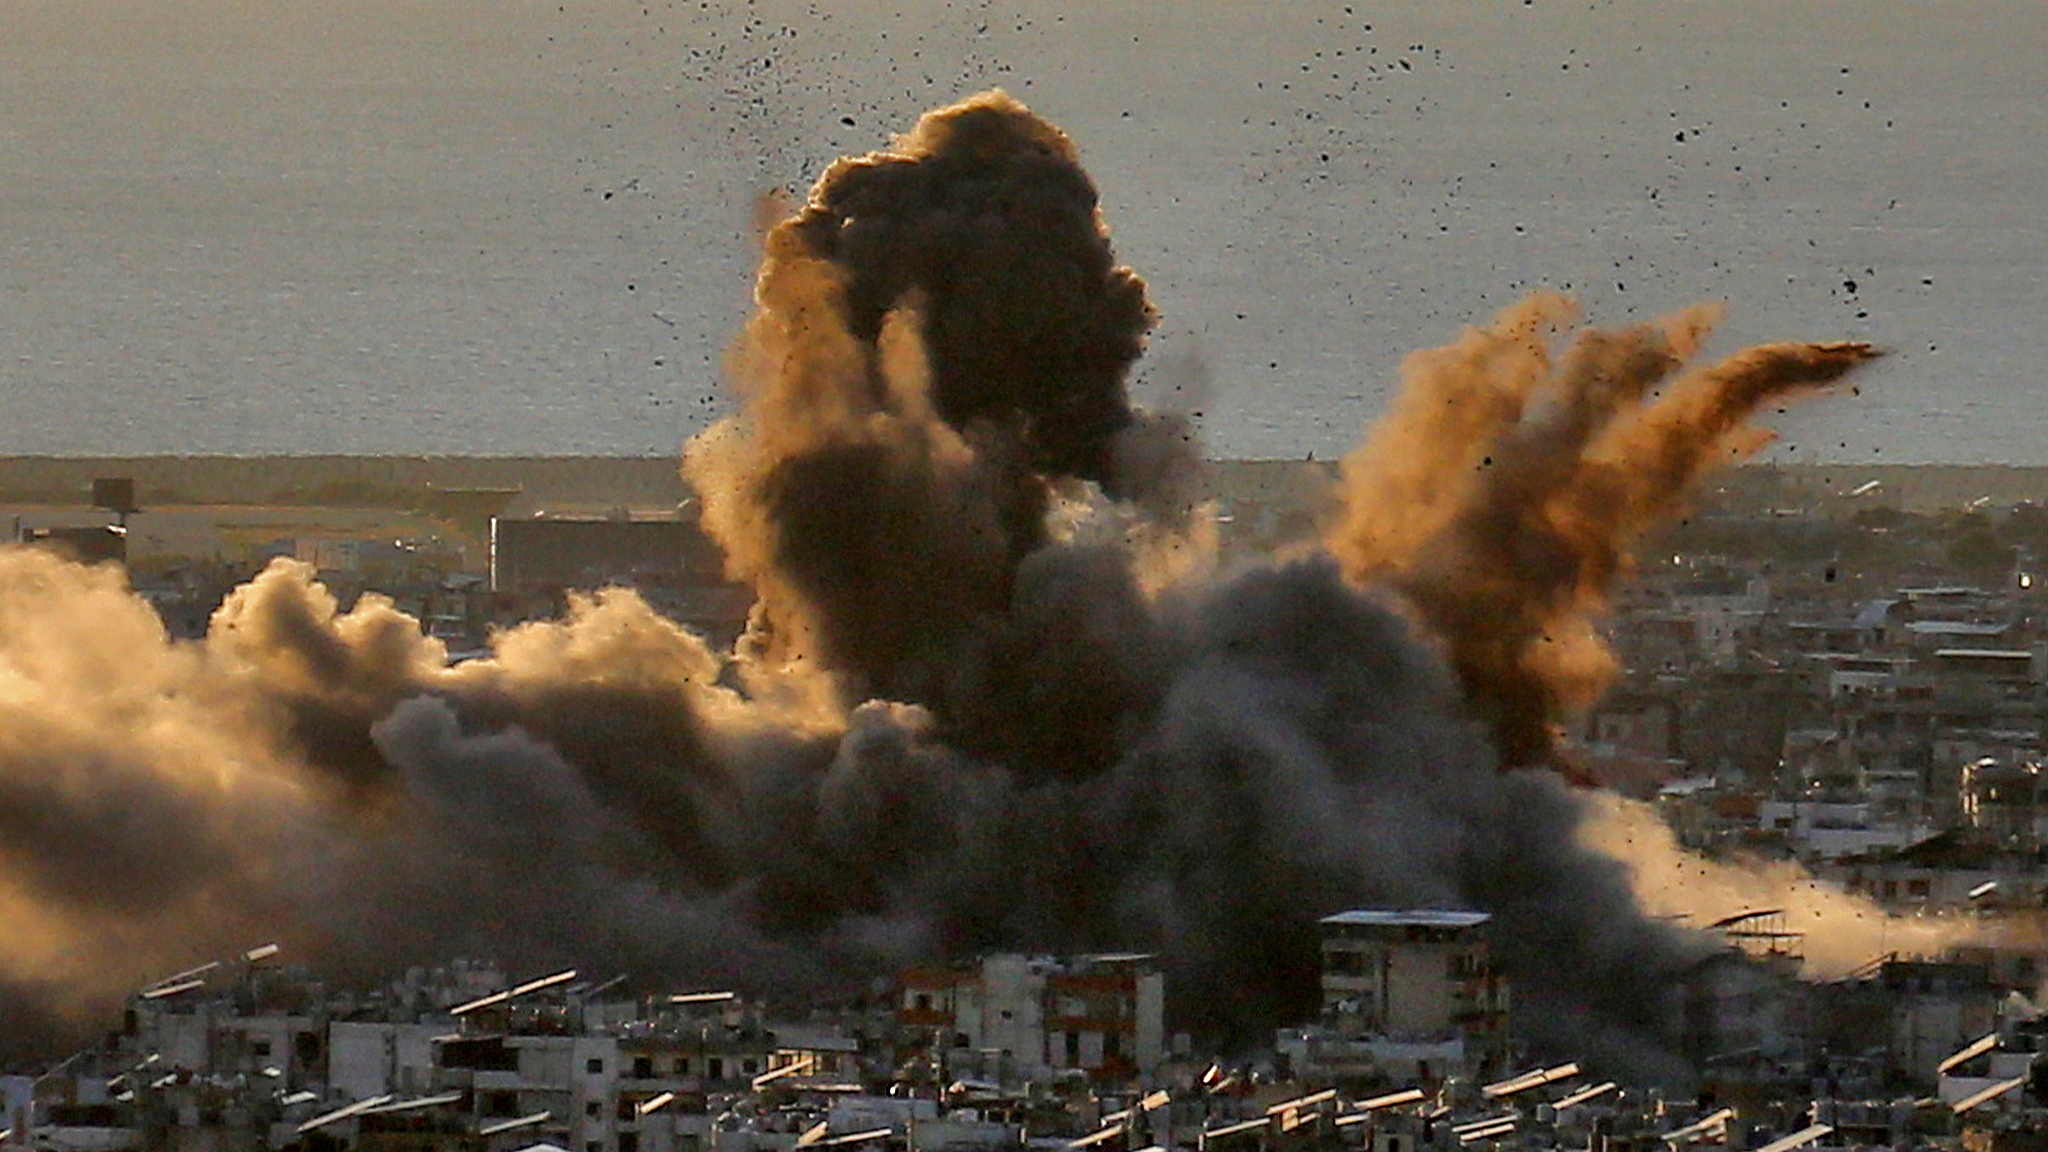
3;0;2044;464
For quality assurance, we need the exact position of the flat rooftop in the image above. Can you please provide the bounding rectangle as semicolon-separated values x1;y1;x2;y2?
1319;910;1491;929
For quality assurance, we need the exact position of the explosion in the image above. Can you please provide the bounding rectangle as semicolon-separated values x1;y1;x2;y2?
0;92;1906;1081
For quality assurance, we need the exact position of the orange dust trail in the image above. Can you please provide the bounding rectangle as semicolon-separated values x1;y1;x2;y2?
1330;302;1878;772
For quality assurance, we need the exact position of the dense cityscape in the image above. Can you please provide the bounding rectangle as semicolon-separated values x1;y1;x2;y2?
6;458;2048;1150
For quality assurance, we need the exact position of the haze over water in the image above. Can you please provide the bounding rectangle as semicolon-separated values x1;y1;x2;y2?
4;0;2044;462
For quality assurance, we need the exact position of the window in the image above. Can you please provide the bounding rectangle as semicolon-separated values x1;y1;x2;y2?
587;1101;603;1119
587;1057;605;1075
251;1039;272;1058
1323;949;1366;976
632;1056;653;1079
743;1058;758;1075
620;1136;640;1152
708;1057;723;1080
675;1057;691;1076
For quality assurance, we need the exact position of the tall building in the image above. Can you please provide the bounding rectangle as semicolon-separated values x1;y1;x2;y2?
1311;910;1509;1082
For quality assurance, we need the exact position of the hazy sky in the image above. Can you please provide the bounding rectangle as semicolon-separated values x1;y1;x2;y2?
4;0;2045;461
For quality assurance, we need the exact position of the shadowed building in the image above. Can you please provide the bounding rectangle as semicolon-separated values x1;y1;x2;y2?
488;508;752;644
1311;910;1509;1083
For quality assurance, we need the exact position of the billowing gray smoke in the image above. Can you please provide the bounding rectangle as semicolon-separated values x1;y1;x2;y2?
0;92;1897;1082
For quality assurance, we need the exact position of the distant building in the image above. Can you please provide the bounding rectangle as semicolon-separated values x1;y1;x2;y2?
1820;828;2048;910
19;523;126;565
488;510;752;642
1880;957;1999;1087
1304;910;1509;1083
1962;756;2048;847
895;953;1164;1085
1755;798;1933;861
489;515;719;592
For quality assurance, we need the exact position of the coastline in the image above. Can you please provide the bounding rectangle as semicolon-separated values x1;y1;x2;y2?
1;455;2045;516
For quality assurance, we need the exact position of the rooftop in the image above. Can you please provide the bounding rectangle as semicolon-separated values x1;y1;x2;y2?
1906;620;2011;636
1319;910;1491;929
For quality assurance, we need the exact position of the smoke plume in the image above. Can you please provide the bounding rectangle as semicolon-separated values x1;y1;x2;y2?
685;90;1176;712
1329;297;1878;771
0;91;1925;1082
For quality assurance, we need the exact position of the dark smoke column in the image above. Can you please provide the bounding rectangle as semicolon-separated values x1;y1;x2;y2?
687;91;1158;702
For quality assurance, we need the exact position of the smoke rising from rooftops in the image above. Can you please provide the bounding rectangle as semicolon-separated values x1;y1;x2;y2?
0;91;1940;1081
685;91;1188;711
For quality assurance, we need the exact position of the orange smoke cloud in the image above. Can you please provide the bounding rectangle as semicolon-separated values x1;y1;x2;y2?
1329;299;1879;772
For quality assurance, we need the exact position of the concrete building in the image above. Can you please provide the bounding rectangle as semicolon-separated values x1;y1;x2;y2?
1312;910;1509;1083
1754;798;1933;861
1883;958;2000;1088
487;511;752;643
1820;830;2048;911
18;523;126;565
430;1031;632;1151
895;954;1164;1085
328;1021;447;1101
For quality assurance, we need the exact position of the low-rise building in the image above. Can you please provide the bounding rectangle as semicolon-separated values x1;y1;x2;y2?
895;954;1164;1086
